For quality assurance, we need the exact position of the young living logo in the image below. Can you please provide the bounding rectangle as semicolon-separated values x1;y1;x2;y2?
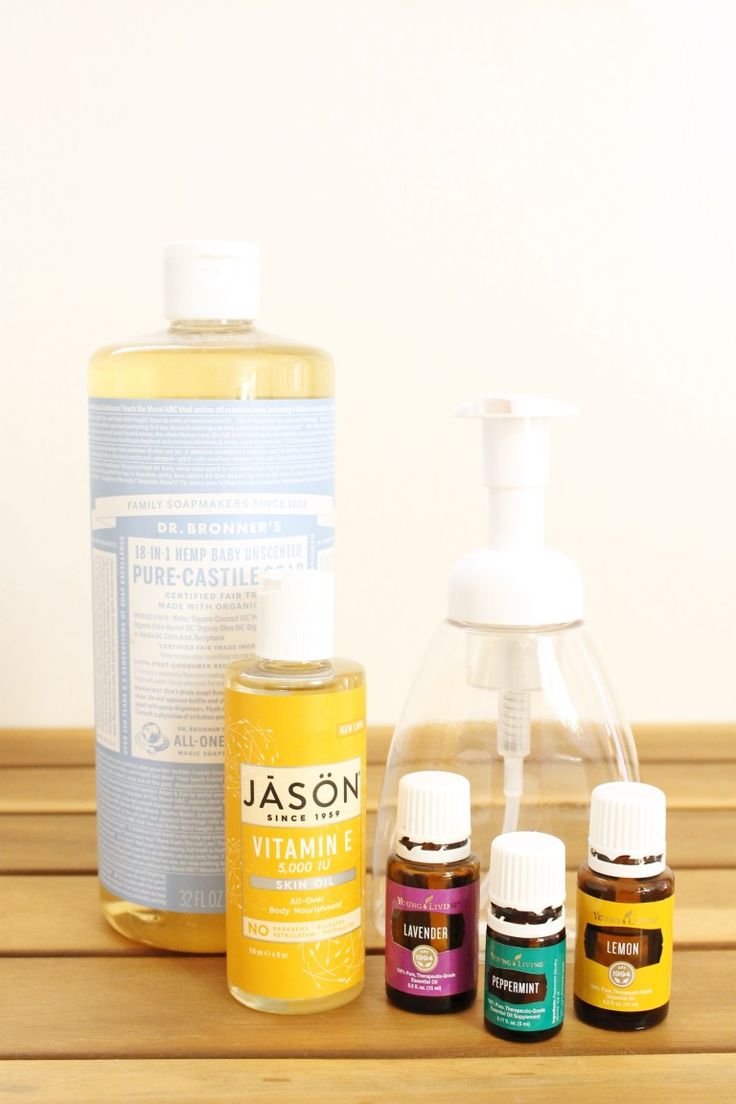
493;950;545;970
591;907;654;928
395;894;456;912
240;758;361;827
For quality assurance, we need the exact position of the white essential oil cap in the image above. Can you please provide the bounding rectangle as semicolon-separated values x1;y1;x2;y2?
256;570;334;662
588;781;667;876
164;240;260;320
396;771;471;862
489;831;566;913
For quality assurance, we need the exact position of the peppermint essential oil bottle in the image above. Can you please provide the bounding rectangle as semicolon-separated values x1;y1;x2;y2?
385;771;479;1013
574;782;674;1030
484;831;566;1042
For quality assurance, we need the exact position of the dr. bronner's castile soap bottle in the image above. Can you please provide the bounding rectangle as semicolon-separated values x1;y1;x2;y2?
89;243;334;952
385;771;479;1014
225;571;366;1014
574;782;674;1030
484;832;566;1041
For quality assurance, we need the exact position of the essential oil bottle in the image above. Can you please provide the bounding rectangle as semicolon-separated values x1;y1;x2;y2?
484;831;566;1041
225;570;365;1015
574;781;674;1030
385;771;479;1014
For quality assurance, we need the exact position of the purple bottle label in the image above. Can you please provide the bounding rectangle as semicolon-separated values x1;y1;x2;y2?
385;877;478;998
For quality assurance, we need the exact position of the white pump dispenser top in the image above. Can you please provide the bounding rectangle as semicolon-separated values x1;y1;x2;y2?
448;395;583;627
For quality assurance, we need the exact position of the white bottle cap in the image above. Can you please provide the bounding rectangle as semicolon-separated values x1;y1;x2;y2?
395;771;471;862
256;570;334;662
488;831;566;921
164;240;260;320
588;781;667;877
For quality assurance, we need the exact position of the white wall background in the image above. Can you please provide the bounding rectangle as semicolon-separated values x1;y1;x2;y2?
0;0;733;725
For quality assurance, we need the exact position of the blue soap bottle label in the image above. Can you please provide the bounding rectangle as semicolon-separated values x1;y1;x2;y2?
89;396;335;913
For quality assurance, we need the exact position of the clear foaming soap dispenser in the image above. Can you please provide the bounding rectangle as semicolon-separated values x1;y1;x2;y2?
373;395;639;940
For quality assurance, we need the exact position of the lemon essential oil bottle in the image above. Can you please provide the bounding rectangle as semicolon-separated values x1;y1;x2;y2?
385;771;479;1014
484;831;566;1041
574;782;674;1030
225;571;366;1014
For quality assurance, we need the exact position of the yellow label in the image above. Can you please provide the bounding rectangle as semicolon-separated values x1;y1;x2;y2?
225;685;366;1002
574;888;674;1012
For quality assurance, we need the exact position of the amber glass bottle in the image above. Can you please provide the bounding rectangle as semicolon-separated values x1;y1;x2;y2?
385;772;479;1014
574;782;674;1030
484;832;566;1041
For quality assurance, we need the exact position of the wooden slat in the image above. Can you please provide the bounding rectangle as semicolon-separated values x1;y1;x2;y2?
368;807;736;871
2;760;734;814
366;760;736;810
645;724;736;762
1;1055;734;1104
367;724;736;765
0;767;96;813
0;814;98;873
0;951;732;1059
668;869;736;947
0;869;732;957
1;808;735;874
0;876;154;957
1;724;735;768
0;729;94;767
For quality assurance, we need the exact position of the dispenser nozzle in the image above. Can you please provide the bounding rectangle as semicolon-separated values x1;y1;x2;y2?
455;394;577;492
449;393;582;626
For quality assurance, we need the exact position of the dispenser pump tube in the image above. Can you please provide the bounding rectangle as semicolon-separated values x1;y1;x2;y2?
487;488;544;550
451;395;581;849
459;394;576;553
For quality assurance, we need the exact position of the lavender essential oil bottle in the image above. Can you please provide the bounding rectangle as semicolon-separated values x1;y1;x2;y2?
385;772;479;1014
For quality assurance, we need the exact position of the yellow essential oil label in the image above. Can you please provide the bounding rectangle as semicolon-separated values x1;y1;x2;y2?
574;888;674;1013
225;685;366;1002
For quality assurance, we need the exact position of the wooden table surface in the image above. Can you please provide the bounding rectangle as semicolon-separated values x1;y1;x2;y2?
0;725;734;1103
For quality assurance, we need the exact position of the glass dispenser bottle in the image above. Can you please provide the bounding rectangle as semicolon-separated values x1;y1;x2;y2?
372;396;639;940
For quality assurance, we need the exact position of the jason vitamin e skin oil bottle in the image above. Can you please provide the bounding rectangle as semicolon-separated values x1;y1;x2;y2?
89;243;334;953
225;571;366;1014
574;782;674;1030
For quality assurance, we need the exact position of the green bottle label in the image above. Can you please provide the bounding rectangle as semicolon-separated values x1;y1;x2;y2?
484;931;566;1033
